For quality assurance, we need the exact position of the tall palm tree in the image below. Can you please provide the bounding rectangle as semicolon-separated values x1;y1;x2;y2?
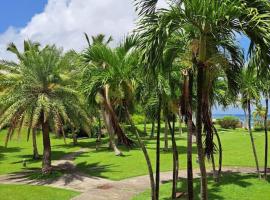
251;47;270;179
240;67;261;178
135;0;270;199
0;41;89;174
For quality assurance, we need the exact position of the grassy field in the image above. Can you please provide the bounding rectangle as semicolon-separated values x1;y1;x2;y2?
133;173;270;200
0;124;269;181
0;129;80;175
0;184;80;200
74;125;270;180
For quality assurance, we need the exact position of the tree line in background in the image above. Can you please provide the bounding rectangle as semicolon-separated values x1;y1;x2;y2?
0;0;270;200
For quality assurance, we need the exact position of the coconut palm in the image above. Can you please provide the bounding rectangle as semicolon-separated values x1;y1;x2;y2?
240;67;261;178
0;41;89;174
135;0;270;199
81;36;158;199
81;34;134;149
251;46;270;179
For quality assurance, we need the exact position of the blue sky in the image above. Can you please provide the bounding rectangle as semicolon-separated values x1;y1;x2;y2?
0;0;264;115
0;0;47;33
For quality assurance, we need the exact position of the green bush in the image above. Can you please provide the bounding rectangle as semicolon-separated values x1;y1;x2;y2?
217;116;241;129
254;120;270;131
132;114;145;125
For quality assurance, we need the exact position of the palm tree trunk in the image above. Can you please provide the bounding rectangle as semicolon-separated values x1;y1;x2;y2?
155;96;162;200
96;115;102;150
178;107;183;135
101;107;122;156
244;110;248;129
5;127;12;148
196;63;208;200
264;98;268;179
104;89;133;147
213;127;222;181
32;128;39;160
125;106;156;200
168;115;179;199
164;119;169;151
144;117;147;135
210;153;217;182
72;127;78;146
183;70;194;200
247;100;261;178
187;113;194;200
150;121;155;138
41;119;52;174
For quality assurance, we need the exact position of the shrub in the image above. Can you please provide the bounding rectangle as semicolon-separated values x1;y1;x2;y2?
217;116;241;129
254;120;270;131
132;114;145;125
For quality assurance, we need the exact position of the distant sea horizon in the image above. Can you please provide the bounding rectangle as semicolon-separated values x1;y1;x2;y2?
212;113;270;125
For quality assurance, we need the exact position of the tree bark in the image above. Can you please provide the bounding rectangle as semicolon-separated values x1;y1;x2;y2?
184;70;194;200
178;107;183;135
5;127;13;148
168;115;179;199
101;107;122;156
164;119;169;151
144;117;147;135
155;96;162;200
150;121;155;139
125;106;156;200
264;98;268;179
41;119;52;174
102;87;133;147
96;114;102;151
213;127;222;181
247;100;261;178
32;128;39;160
196;63;208;200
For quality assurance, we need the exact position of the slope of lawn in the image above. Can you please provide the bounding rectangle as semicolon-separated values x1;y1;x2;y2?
0;184;80;200
0;129;80;175
133;173;270;200
74;124;270;180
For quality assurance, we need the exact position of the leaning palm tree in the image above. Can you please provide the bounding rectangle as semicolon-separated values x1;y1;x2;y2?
81;34;134;149
81;37;157;199
135;1;270;199
0;41;89;174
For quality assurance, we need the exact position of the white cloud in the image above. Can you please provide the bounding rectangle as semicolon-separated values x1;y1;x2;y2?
0;0;138;60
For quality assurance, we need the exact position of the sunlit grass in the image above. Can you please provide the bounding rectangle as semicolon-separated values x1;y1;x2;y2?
0;184;80;200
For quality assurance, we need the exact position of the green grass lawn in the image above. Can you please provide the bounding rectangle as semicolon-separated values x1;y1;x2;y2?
0;124;269;181
0;129;80;175
74;125;270;180
0;184;80;200
133;173;270;200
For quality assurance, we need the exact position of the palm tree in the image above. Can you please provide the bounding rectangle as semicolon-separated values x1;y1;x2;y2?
135;0;270;199
81;34;134;149
240;68;261;178
0;41;89;174
250;47;270;179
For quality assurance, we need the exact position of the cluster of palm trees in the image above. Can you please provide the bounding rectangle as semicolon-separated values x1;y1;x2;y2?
135;0;270;199
0;0;270;200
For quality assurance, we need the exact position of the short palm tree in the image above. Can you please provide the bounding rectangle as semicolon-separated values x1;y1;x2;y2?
0;41;89;174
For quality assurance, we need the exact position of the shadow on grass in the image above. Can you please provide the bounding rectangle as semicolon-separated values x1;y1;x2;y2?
0;146;22;163
159;172;269;200
75;161;116;179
